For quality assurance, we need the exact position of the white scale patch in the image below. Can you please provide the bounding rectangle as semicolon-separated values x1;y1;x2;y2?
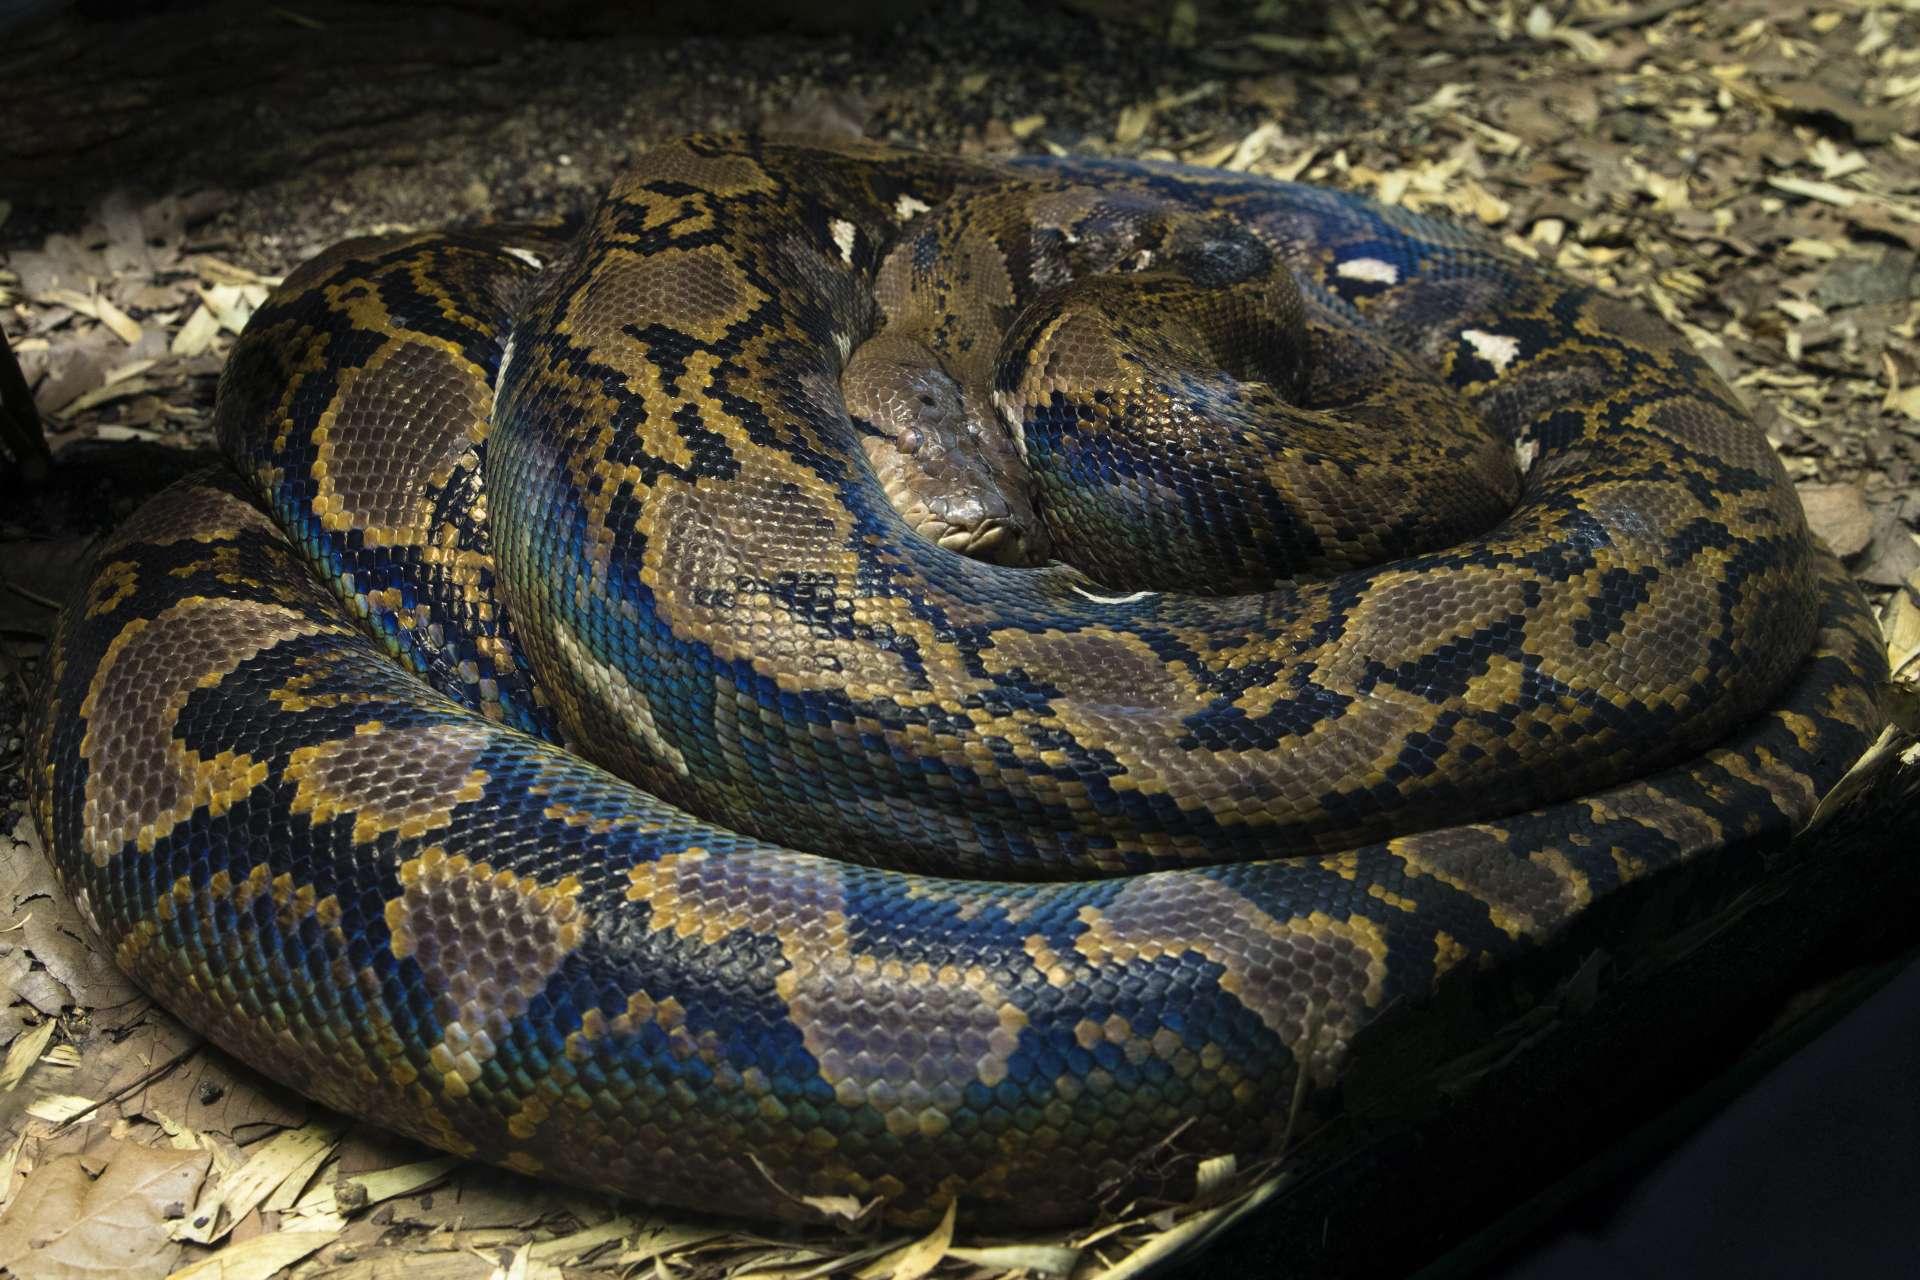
831;218;858;265
1070;586;1158;606
991;390;1028;462
1515;439;1539;474
1461;328;1522;373
505;246;545;270
492;332;517;425
553;617;692;778
73;887;102;940
1335;257;1398;284
894;193;931;221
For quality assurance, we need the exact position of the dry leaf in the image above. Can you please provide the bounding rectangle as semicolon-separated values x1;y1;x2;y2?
1884;573;1920;685
24;1093;100;1123
1803;723;1912;833
175;1120;343;1243
0;952;34;1046
1861;514;1920;589
192;285;253;336
1114;102;1154;145
1768;175;1858;208
26;329;120;416
3;817;141;1011
1224;122;1285;172
94;1018;305;1148
189;257;283;289
309;1155;459;1217
1797;482;1875;560
8;236;99;299
4;948;72;1016
1;1018;57;1091
161;1231;334;1280
1194;1152;1238;1197
523;1217;644;1264
0;1143;211;1280
946;1243;1080;1275
54;377;154;420
0;1129;28;1205
170;306;223;359
614;1221;728;1267
856;1199;954;1280
92;296;143;346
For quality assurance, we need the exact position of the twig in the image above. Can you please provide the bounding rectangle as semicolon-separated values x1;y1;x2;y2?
1577;0;1699;36
51;1039;202;1134
0;636;33;706
0;575;62;612
0;328;52;485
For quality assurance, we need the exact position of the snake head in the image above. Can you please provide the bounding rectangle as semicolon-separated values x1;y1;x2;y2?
846;334;1049;566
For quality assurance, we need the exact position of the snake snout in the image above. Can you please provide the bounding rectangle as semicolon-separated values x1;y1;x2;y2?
846;330;1050;566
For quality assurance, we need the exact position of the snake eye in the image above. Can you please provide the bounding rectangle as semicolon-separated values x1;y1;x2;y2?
1165;218;1273;288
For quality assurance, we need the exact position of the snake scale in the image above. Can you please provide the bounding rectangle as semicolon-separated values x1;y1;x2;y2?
30;135;1888;1227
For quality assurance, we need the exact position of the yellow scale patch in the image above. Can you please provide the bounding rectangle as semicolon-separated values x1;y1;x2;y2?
626;850;1028;1141
385;846;588;1127
1387;826;1563;943
287;721;491;844
307;281;492;546
78;596;342;864
1069;876;1389;1086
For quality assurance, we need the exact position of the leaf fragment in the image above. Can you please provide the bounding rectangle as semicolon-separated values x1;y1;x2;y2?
0;1143;210;1280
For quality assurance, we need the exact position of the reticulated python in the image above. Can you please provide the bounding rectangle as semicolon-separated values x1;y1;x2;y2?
30;135;1887;1226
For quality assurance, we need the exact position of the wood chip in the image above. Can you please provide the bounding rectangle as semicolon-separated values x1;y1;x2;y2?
93;295;143;345
1;1020;58;1091
170;305;223;358
1768;175;1859;208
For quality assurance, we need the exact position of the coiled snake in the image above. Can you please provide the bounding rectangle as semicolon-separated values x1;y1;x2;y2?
29;135;1887;1226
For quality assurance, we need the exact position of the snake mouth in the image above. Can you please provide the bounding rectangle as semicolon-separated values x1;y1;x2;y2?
893;497;1030;564
930;515;1015;559
866;432;1049;566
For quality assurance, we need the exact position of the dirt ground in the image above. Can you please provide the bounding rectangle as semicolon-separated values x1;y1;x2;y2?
1;1;1917;1277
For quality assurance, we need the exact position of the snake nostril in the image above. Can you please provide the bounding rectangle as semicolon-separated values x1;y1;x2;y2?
929;494;987;526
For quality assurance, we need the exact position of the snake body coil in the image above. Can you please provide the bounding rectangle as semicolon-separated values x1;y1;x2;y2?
31;136;1886;1226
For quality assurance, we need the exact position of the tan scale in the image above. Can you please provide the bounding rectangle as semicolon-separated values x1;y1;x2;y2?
386;846;589;1101
78;597;341;863
286;721;492;844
